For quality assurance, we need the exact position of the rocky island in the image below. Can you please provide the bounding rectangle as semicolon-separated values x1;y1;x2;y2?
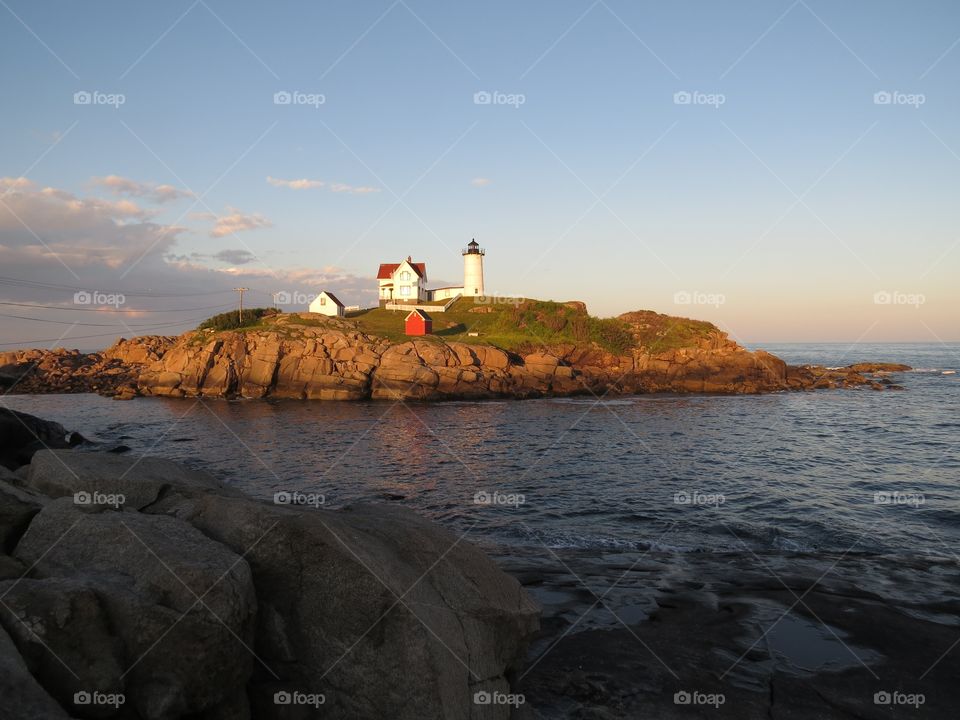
0;302;910;400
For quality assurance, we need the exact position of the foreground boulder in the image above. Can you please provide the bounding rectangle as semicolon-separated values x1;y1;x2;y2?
0;445;539;719
11;499;257;719
152;493;540;719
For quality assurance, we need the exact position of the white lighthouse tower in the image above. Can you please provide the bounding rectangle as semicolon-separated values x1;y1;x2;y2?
462;239;485;297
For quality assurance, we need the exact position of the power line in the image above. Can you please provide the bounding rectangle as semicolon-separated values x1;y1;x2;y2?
0;315;215;348
0;311;234;327
0;301;236;314
0;276;263;298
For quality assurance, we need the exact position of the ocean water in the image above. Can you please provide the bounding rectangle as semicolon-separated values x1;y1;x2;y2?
2;343;958;560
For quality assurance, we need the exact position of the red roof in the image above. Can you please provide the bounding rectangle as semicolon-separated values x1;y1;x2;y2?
377;261;426;280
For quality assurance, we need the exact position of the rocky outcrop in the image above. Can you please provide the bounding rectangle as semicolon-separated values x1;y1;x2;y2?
1;313;910;401
0;336;174;398
0;434;539;719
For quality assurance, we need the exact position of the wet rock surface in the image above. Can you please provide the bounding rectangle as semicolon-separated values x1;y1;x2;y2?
502;548;959;719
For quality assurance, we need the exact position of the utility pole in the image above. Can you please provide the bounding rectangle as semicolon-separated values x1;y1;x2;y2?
232;287;249;324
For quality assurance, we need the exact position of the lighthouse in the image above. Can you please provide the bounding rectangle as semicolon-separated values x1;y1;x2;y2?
462;239;485;297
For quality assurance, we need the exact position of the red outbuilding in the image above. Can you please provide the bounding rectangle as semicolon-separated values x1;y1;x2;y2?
404;308;433;336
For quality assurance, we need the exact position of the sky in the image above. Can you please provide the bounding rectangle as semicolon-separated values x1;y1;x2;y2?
1;0;958;349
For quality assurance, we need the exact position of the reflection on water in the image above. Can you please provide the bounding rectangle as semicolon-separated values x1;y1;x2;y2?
2;343;958;560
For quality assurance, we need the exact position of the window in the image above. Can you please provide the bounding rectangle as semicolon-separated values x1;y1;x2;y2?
400;271;410;280
401;286;410;296
320;297;326;305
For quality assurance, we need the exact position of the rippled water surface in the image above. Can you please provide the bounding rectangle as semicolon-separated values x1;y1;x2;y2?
4;343;958;559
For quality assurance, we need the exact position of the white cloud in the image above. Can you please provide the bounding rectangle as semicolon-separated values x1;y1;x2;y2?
471;177;491;187
0;179;378;347
267;175;380;194
0;177;36;193
91;175;193;203
0;176;181;269
202;207;272;238
267;176;324;190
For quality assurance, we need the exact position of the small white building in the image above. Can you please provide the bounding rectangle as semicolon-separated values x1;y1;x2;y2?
308;290;345;317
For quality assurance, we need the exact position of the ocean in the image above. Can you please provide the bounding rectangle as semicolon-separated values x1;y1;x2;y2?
3;342;958;561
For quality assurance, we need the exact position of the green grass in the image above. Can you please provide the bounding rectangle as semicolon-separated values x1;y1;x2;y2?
197;308;278;332
345;299;637;354
618;310;718;353
191;300;719;355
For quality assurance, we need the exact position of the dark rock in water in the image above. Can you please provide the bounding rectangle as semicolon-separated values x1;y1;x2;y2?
845;362;912;373
0;409;73;471
105;445;131;454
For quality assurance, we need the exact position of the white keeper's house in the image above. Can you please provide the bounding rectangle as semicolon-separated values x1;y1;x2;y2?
308;290;345;317
377;239;485;306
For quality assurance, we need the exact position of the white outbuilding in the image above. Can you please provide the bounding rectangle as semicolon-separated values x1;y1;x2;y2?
308;291;345;317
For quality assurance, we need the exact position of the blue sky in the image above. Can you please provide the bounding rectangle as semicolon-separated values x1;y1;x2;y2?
1;0;958;348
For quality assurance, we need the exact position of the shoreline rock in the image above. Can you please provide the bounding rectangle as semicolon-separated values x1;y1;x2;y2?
0;413;540;719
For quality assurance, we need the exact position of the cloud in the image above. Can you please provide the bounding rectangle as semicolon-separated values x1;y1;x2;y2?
0;176;182;271
91;175;193;203
471;177;491;187
212;248;256;265
0;177;36;193
266;176;380;194
201;207;272;238
266;176;324;190
0;179;379;347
